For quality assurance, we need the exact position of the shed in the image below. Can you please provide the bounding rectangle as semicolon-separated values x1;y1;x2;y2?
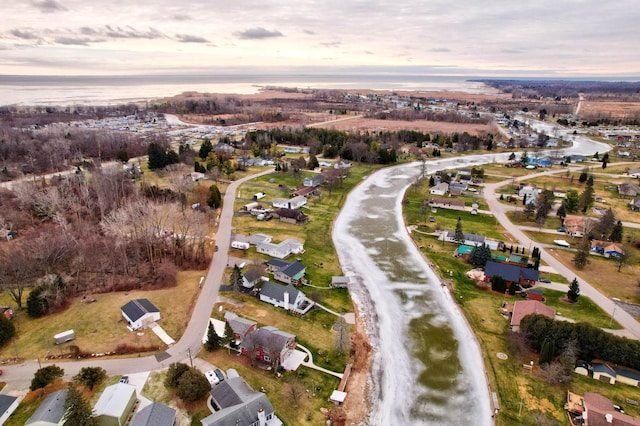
53;329;75;345
93;383;137;426
121;299;161;331
25;389;68;426
331;276;350;288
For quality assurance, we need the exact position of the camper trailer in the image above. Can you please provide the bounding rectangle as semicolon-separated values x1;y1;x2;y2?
231;241;250;250
54;330;75;345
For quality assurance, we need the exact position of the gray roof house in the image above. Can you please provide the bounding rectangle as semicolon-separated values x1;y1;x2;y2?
0;394;19;425
272;261;306;285
259;282;313;314
201;376;282;426
241;266;264;288
132;402;176;426
25;389;68;426
303;174;325;187
121;299;161;331
440;230;486;246
224;311;257;342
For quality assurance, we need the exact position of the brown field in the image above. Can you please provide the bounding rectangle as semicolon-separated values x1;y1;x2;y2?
310;116;492;134
580;99;640;120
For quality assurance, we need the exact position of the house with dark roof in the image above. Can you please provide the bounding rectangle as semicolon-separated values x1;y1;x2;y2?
509;300;555;332
269;208;309;224
272;261;306;285
592;361;617;384
483;260;539;287
613;365;640;387
241;266;264;288
583;392;640;426
0;394;19;425
440;230;486;247
259;281;313;314
224;312;257;343
303;174;325;187
292;186;318;198
25;389;68;426
200;376;282;426
629;198;640;212
132;402;176;426
240;326;297;368
121;299;161;331
618;182;640;198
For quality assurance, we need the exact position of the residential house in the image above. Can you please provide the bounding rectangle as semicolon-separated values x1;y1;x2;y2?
272;261;306;285
292;186;318;198
248;233;272;246
93;383;137;426
269;208;309;224
303;174;325;187
563;214;593;237
213;142;234;155
519;185;540;203
265;259;292;273
240;325;297;368
449;181;467;192
583;392;640;426
257;238;304;259
627;168;640;179
25;390;68;426
132;402;176;426
121;299;161;331
334;160;351;169
457;169;472;182
618;182;640;198
483;260;540;288
0;394;18;425
241;266;264;288
331;276;350;288
425;198;465;210
454;244;475;260
272;196;307;210
509;300;555;332
429;182;449;196
629;198;640;212
439;230;486;247
592;361;617;384
224;312;257;343
613;365;640;387
259;281;313;314
553;189;567;198
201;376;282;426
591;240;625;258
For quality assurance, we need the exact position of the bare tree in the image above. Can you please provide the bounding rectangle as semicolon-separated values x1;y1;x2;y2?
333;317;351;356
285;378;305;407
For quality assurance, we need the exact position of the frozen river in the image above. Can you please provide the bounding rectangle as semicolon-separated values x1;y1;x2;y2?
332;128;610;425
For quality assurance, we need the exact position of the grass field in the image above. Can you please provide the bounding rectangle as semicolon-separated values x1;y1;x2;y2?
0;270;205;361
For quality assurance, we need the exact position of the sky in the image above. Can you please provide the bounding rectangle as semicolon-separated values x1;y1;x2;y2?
1;0;639;77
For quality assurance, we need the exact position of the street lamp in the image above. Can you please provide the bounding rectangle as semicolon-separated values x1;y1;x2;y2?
609;305;618;328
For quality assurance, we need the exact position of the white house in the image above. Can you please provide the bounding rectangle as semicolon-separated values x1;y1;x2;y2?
272;196;307;210
628;167;640;179
259;281;313;314
303;175;325;187
121;299;161;331
256;238;304;259
0;395;19;425
518;185;540;202
429;182;449;196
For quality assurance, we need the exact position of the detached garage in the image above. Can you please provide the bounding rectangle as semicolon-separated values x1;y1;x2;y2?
121;299;160;331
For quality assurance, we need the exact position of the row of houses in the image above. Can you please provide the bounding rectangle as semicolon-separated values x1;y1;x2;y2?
565;391;640;426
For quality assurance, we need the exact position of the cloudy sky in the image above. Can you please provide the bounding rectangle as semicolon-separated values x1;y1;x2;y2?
1;0;639;77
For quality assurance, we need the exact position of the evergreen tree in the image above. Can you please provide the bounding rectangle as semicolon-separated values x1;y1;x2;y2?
207;184;222;209
595;208;616;239
578;186;595;213
204;321;221;351
491;275;507;293
308;153;319;170
539;338;555;365
524;201;536;219
556;202;567;221
147;143;168;170
468;243;492;268
176;368;211;402
567;278;580;302
609;220;623;242
223;320;235;347
564;190;580;213
165;363;190;389
0;314;16;347
63;385;94;426
586;175;594;187
31;365;64;390
230;265;243;292
73;367;106;390
428;175;435;186
578;169;589;183
454;217;465;244
198;139;213;159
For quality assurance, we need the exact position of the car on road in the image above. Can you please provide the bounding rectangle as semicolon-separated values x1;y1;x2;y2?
557;228;566;233
215;245;219;252
539;278;551;283
119;376;129;384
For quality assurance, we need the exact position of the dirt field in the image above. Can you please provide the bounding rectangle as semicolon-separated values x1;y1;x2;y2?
310;116;493;135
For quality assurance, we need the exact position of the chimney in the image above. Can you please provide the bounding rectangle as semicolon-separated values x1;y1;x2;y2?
605;413;613;423
258;407;267;426
284;291;289;310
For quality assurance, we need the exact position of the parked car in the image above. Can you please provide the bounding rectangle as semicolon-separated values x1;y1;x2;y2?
214;368;225;382
215;245;219;252
557;228;566;233
429;217;436;222
539;278;551;283
119;376;129;384
205;370;219;386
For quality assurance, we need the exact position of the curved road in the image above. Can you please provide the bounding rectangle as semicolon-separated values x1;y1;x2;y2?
1;169;274;390
482;169;640;339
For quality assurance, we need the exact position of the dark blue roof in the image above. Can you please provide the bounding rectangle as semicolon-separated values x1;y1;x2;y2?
484;260;539;282
278;261;306;278
121;299;159;322
613;365;640;381
260;281;300;303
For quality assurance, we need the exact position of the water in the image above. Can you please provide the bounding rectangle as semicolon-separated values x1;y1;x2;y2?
332;135;610;425
0;73;495;107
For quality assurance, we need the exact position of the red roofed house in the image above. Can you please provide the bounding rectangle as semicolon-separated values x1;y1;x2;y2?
583;392;640;426
510;300;555;332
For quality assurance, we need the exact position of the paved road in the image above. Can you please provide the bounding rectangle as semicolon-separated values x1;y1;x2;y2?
1;168;275;392
482;170;640;339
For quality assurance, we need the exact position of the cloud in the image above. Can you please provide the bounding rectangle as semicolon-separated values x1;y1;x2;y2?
54;36;91;46
235;27;283;40
30;0;67;13
171;14;191;21
303;30;316;35
320;41;341;48
104;25;164;39
10;29;41;40
175;34;209;43
429;48;450;53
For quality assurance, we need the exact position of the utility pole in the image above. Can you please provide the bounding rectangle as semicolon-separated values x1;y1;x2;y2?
187;347;193;368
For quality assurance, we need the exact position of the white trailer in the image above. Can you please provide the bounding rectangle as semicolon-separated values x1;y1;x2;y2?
53;329;75;345
231;241;250;250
